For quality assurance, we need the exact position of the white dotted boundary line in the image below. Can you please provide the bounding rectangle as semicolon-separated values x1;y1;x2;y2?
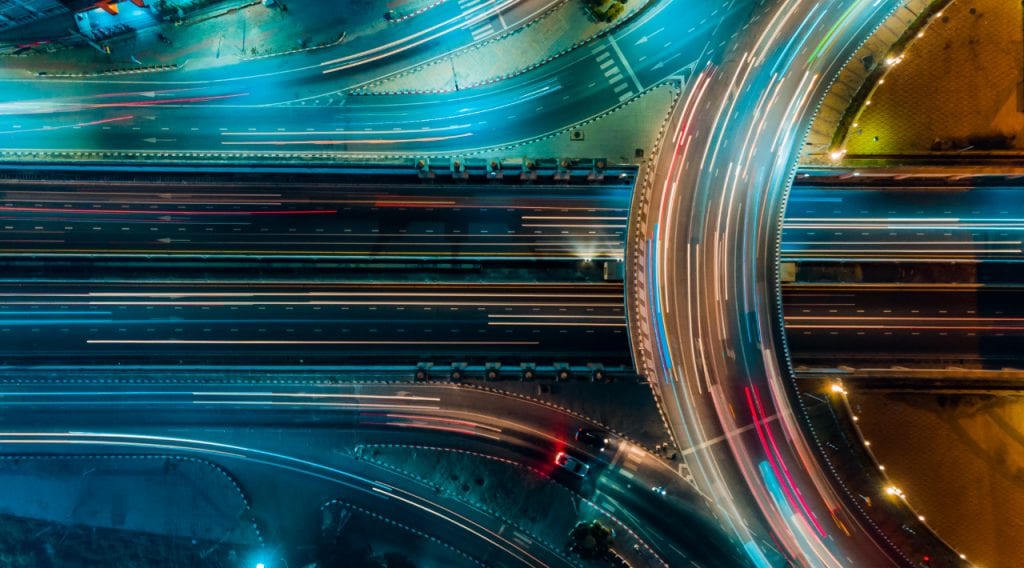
623;78;687;458
0;453;264;546
456;380;659;456
320;497;484;566
359;442;666;566
352;0;655;96
0;82;677;164
388;0;450;24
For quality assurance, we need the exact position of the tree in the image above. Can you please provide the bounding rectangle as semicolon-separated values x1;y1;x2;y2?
568;520;614;558
603;2;624;22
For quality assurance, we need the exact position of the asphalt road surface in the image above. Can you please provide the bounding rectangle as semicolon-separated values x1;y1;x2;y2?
633;0;960;566
0;280;630;367
783;183;1024;263
0;171;632;262
783;283;1024;367
0;381;738;567
0;0;756;158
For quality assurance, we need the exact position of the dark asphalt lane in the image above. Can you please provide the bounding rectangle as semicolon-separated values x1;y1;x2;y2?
782;183;1024;366
783;283;1024;366
0;175;630;261
783;185;1024;262
0;281;629;366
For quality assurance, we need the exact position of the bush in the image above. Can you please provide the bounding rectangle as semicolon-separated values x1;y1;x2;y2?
603;2;624;22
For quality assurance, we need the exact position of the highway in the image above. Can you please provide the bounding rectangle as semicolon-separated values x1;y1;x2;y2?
783;183;1024;263
0;168;634;368
0;280;629;367
0;381;738;567
0;170;631;262
0;0;975;564
779;181;1024;368
632;0;963;566
783;283;1024;368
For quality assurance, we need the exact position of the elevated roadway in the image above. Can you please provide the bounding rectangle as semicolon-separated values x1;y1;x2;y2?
631;1;965;566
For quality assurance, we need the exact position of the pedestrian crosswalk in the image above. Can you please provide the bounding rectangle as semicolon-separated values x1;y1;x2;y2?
593;43;636;103
621;445;646;473
471;22;494;41
460;0;500;43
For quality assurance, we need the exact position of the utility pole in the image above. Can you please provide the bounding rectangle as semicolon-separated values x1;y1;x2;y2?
450;58;459;91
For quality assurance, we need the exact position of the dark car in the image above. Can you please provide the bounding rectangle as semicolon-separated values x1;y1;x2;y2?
575;427;609;451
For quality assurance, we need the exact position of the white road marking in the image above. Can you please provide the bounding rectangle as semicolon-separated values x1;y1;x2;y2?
607;35;644;93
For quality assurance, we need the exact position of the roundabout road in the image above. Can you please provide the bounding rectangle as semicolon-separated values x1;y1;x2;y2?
630;0;955;566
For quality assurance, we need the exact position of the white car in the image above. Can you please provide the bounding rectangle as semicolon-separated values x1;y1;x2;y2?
554;452;590;478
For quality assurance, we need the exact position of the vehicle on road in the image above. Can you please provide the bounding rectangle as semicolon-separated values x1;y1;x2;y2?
575;427;609;451
554;452;590;477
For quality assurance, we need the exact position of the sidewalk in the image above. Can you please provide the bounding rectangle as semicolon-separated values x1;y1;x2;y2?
1;0;439;76
498;82;680;166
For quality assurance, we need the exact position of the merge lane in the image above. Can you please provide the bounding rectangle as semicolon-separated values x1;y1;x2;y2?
0;281;629;366
0;179;630;260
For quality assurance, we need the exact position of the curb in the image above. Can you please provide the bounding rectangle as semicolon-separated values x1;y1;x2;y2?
321;497;484;565
241;32;347;62
37;62;181;78
388;0;450;24
0;453;264;546
352;0;653;96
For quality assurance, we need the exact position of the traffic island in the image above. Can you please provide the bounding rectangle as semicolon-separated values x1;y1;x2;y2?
355;0;651;95
847;390;1022;568
316;499;470;566
0;455;261;565
458;379;672;451
495;82;681;166
837;0;1024;158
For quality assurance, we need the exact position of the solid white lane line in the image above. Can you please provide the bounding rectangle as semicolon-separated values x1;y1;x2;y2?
607;35;644;93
